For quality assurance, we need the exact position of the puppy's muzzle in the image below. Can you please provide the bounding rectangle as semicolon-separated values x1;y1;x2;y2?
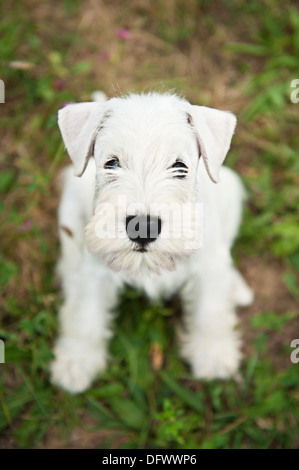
126;215;162;249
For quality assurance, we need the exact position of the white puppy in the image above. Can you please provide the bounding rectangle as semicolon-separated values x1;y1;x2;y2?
51;92;253;393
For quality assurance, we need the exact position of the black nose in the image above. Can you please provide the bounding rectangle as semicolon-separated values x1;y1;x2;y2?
126;215;162;247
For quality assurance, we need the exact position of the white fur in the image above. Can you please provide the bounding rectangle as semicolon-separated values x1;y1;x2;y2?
51;92;253;393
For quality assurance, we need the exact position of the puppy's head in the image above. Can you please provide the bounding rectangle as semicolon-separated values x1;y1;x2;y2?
58;93;236;275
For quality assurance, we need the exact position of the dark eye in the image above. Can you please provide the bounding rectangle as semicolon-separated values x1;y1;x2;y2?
104;158;120;169
171;161;188;178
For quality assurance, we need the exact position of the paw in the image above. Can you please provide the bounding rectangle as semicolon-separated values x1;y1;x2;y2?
232;269;254;307
181;330;242;380
50;338;106;393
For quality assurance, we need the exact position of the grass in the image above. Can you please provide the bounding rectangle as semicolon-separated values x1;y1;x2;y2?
0;0;299;449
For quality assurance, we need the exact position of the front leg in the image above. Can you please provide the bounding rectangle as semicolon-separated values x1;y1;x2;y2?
180;251;241;379
51;247;119;394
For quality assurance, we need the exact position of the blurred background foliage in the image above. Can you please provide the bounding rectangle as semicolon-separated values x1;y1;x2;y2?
0;0;298;449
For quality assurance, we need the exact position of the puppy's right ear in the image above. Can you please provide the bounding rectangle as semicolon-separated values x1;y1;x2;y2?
58;102;107;176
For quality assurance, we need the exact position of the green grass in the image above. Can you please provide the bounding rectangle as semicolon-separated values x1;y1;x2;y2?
0;0;299;449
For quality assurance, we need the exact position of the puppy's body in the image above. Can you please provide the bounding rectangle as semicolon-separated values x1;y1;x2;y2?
51;93;253;393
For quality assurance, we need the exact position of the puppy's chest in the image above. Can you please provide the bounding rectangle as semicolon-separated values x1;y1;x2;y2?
124;264;188;301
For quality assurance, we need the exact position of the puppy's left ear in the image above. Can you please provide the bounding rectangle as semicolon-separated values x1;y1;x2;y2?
58;101;107;176
187;105;237;183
